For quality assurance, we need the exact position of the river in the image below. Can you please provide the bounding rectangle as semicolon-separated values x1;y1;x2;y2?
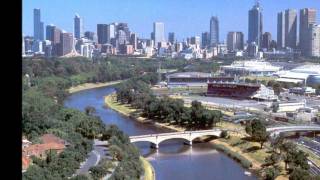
64;86;257;180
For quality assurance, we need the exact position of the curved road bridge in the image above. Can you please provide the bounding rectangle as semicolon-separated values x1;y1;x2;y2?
130;129;222;149
267;125;320;137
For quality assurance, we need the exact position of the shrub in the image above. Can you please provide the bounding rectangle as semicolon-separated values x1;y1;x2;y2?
212;144;252;169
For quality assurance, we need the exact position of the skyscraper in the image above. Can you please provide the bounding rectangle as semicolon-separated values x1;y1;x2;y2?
285;9;297;48
248;1;263;48
33;8;44;40
97;24;108;44
277;11;286;49
168;32;175;44
58;31;73;56
299;8;317;55
307;24;320;57
46;24;61;56
84;31;95;41
153;22;165;45
227;32;244;51
262;32;272;50
201;32;210;48
190;36;201;46
107;24;115;43
130;33;137;50
39;22;44;41
210;16;219;46
74;14;83;39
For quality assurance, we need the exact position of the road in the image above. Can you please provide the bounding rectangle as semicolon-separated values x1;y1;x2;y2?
75;140;110;175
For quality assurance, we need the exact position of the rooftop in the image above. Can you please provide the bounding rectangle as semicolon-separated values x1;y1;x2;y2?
168;72;212;78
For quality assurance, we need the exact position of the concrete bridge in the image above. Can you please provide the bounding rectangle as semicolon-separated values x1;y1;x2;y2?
129;129;222;149
267;125;320;137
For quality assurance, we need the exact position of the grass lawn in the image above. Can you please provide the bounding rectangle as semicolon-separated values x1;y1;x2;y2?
104;93;136;116
140;157;155;180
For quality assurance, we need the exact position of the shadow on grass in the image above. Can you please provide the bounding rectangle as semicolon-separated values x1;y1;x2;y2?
244;146;261;153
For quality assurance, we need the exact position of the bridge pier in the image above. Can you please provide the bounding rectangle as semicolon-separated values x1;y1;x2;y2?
183;141;192;146
150;143;159;149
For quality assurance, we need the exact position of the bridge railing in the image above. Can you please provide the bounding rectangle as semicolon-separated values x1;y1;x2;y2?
129;129;222;139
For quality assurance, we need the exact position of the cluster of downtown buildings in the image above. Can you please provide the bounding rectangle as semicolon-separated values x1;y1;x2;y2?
22;2;320;59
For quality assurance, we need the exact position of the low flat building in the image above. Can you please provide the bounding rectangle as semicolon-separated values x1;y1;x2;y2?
220;60;282;76
277;101;306;112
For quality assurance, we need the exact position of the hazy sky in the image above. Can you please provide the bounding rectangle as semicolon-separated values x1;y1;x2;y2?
23;0;320;41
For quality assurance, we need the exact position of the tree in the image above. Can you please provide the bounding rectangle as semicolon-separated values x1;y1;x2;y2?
272;82;281;96
264;152;281;167
289;168;311;180
89;166;108;180
220;130;228;138
245;119;269;149
264;166;280;180
85;106;96;116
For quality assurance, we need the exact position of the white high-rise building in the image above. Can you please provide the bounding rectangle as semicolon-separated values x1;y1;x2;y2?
307;24;320;57
153;22;165;46
32;40;43;53
107;24;115;43
74;14;83;39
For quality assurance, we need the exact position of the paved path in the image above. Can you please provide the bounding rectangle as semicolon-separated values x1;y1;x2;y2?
75;140;109;175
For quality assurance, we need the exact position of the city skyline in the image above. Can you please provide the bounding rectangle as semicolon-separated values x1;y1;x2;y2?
23;0;320;42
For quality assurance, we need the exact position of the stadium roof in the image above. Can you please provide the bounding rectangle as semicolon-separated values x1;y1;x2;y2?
167;72;211;78
276;78;304;83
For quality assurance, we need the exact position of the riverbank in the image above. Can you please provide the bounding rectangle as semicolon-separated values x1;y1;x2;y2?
140;156;155;180
104;93;185;132
103;92;290;179
68;80;123;94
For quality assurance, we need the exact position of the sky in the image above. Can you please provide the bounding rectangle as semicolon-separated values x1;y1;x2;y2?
23;0;320;42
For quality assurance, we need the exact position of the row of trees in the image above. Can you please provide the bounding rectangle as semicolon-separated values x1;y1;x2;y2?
263;135;319;180
115;74;223;130
244;120;319;180
24;57;183;179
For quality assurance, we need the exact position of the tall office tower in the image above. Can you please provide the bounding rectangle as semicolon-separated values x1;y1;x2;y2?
117;30;127;45
130;33;137;50
40;22;44;40
33;8;43;40
151;32;155;41
248;1;263;48
227;32;244;51
262;32;272;50
201;32;210;48
307;24;320;57
59;31;73;56
284;9;297;48
209;16;219;46
46;25;61;56
190;36;201;46
84;31;95;41
153;22;165;45
277;11;286;49
168;32;175;44
300;8;317;55
97;24;108;44
116;23;130;42
74;14;83;39
106;24;115;43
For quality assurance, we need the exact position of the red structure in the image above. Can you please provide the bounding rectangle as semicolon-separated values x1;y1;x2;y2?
207;82;260;98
